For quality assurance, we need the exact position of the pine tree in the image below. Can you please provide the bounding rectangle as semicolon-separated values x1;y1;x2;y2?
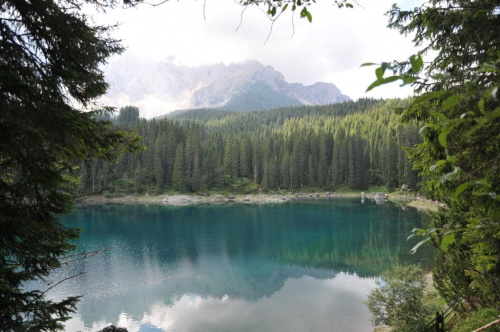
307;154;315;186
239;135;252;179
223;136;239;180
172;144;186;192
153;135;164;194
191;149;202;191
317;134;330;188
281;150;291;190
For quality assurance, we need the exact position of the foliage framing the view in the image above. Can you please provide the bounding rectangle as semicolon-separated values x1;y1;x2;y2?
240;0;354;23
365;264;437;332
0;0;141;330
365;0;500;311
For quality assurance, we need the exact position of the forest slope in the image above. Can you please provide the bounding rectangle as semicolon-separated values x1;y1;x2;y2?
80;98;421;195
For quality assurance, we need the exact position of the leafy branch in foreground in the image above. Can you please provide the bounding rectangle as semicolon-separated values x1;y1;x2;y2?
364;0;500;310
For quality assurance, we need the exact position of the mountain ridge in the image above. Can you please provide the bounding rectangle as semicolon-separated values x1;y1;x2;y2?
101;54;350;118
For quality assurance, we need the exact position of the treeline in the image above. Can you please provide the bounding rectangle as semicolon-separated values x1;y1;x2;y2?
79;99;421;195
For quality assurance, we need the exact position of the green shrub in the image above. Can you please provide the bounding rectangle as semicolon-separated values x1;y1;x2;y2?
452;308;500;332
365;264;433;332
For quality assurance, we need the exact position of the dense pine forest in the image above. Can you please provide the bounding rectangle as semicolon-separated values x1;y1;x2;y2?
79;98;421;195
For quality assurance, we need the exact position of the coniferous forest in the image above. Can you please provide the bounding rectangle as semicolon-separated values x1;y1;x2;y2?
79;98;421;195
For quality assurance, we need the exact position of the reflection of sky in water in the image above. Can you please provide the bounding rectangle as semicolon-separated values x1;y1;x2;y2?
64;273;375;332
30;200;430;331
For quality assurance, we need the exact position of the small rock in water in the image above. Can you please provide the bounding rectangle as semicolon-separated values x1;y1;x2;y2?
374;192;388;205
228;195;235;200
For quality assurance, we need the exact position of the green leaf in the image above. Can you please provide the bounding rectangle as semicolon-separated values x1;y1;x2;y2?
306;11;312;22
375;67;385;79
300;7;312;22
401;76;418;85
480;63;498;72
360;62;377;67
442;95;465;111
491;86;498;98
281;3;288;12
430;111;448;121
441;232;455;251
465;81;477;93
465;125;479;138
475;179;491;187
409;54;424;73
419;125;428;134
410;237;431;254
366;76;400;92
454;182;472;198
441;167;460;183
460;111;475;119
430;159;447;172
438;126;451;148
477;99;485;114
408;227;437;240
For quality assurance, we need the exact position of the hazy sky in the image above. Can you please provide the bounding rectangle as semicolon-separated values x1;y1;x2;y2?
94;0;420;100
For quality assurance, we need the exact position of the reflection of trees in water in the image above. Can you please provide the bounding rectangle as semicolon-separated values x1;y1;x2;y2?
58;201;432;327
274;203;432;277
71;202;432;279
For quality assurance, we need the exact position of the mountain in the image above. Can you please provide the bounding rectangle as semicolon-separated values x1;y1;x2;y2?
101;54;350;118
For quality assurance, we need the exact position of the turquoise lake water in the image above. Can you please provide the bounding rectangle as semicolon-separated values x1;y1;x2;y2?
41;199;432;332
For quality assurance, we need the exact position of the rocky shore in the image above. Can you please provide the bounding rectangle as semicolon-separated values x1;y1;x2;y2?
77;191;439;211
79;191;357;206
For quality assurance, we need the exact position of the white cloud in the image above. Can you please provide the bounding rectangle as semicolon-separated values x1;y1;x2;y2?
92;0;421;100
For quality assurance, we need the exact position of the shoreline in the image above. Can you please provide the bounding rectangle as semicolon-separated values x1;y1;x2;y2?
77;191;441;212
78;192;363;206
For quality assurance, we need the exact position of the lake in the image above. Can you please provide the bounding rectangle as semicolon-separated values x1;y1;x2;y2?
39;199;431;332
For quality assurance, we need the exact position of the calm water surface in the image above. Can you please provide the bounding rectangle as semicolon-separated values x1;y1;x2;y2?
41;199;431;332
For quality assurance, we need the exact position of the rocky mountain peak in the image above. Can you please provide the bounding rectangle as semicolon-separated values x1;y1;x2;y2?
101;53;350;118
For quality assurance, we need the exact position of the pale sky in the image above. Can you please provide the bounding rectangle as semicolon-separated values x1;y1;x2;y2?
93;0;420;100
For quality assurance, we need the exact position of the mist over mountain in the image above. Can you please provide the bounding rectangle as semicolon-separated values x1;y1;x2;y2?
101;53;350;118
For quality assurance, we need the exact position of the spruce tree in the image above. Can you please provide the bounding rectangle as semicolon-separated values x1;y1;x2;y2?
0;0;140;329
172;144;186;192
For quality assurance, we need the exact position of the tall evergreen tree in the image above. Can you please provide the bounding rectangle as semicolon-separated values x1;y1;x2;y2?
239;135;252;179
0;0;141;329
223;136;239;180
116;106;140;125
172;144;186;192
153;135;164;194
